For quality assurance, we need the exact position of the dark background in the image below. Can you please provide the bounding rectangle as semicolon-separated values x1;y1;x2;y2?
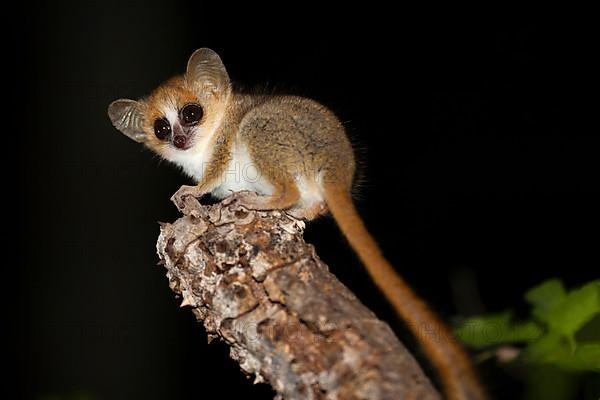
15;3;598;399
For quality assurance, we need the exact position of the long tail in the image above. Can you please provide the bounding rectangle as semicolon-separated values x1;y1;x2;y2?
324;186;486;400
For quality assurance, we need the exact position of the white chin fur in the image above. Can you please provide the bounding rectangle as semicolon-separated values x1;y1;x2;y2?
162;128;213;181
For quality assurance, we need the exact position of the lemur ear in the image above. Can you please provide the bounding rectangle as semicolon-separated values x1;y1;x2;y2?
107;99;146;143
185;48;230;95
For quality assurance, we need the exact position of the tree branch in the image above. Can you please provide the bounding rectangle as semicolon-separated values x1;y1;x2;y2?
156;195;441;400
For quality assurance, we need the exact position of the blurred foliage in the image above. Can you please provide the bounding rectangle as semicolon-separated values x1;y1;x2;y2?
455;279;600;400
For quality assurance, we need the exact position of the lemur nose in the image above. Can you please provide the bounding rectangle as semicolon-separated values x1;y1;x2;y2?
173;122;185;136
173;135;187;149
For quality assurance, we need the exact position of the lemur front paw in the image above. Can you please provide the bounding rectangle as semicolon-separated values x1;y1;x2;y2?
171;185;202;215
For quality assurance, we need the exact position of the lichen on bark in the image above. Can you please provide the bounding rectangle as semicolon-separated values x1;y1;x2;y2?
157;195;440;400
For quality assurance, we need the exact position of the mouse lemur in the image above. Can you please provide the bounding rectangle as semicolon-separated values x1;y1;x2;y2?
108;48;485;400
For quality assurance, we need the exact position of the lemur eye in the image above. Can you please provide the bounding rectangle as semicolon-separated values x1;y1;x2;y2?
181;103;203;125
153;118;171;140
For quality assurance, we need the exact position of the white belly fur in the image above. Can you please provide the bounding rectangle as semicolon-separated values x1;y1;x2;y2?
294;175;325;209
211;144;275;199
212;145;325;210
170;139;325;209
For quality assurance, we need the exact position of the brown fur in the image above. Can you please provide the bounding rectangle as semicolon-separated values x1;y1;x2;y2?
108;48;486;400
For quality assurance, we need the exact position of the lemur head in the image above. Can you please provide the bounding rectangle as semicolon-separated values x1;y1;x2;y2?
108;48;231;159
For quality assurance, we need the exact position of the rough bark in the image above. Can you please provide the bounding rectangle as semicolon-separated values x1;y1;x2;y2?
156;195;441;400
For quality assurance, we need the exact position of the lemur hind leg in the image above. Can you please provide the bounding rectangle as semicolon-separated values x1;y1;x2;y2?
287;202;328;221
230;179;300;211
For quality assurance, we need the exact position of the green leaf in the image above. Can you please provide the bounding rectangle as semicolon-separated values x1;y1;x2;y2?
526;280;600;337
525;278;566;314
525;331;600;371
524;331;567;364
571;343;600;372
456;279;600;375
455;311;543;349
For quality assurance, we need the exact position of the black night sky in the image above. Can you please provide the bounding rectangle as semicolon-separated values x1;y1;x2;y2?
14;3;598;399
